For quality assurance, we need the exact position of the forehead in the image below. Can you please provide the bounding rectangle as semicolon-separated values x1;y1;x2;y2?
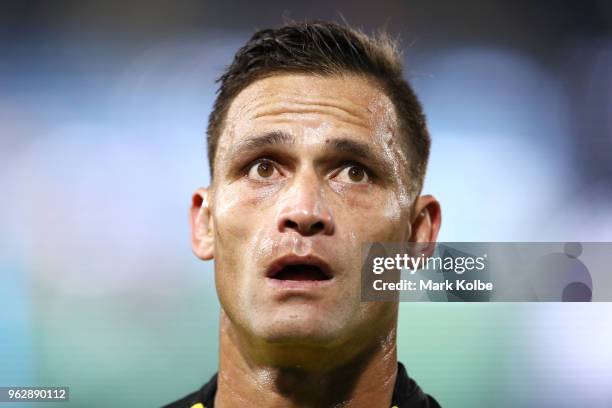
221;73;399;145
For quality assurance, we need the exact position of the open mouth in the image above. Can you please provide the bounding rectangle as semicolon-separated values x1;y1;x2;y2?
266;256;334;282
272;264;331;281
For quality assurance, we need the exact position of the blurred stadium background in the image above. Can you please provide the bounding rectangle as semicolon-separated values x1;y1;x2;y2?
1;1;611;407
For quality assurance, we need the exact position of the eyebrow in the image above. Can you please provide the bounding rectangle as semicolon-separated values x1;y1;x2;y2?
331;138;375;159
230;132;375;158
229;131;295;158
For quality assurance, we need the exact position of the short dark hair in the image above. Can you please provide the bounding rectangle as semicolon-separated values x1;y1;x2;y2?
207;20;430;193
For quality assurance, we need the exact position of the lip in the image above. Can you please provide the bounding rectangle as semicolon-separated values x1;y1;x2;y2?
265;254;335;289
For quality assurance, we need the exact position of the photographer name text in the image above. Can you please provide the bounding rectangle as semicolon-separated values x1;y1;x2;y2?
373;279;493;292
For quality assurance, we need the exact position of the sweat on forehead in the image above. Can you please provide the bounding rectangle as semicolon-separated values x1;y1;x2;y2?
213;74;409;171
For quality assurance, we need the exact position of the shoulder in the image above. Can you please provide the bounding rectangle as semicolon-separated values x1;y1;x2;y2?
162;390;200;408
162;374;218;408
393;362;443;408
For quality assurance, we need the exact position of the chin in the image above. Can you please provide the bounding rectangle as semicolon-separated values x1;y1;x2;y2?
255;314;343;347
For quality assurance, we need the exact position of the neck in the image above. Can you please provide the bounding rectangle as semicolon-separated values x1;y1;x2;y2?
215;310;398;408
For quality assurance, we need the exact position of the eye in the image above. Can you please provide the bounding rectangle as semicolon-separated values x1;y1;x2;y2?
247;160;281;180
335;164;370;184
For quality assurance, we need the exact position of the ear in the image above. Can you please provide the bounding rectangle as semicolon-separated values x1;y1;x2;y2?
190;187;214;260
409;194;442;243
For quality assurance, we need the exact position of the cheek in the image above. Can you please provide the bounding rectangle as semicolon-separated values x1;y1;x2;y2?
213;183;281;241
332;187;408;243
213;191;247;244
212;186;267;319
211;187;257;290
212;183;285;287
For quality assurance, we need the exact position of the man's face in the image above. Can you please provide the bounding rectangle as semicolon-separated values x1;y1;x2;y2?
209;74;414;348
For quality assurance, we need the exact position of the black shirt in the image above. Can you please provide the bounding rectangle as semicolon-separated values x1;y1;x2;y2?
163;362;442;408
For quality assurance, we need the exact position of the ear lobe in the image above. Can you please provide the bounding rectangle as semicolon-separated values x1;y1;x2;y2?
409;195;442;243
190;187;214;260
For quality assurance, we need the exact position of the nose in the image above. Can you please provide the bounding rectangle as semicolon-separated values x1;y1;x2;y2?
276;175;335;237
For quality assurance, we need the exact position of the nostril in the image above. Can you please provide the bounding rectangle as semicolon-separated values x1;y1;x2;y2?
284;220;299;230
282;219;326;235
310;221;324;232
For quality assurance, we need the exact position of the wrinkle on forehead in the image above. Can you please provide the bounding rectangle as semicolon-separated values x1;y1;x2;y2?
251;100;369;130
224;74;388;136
